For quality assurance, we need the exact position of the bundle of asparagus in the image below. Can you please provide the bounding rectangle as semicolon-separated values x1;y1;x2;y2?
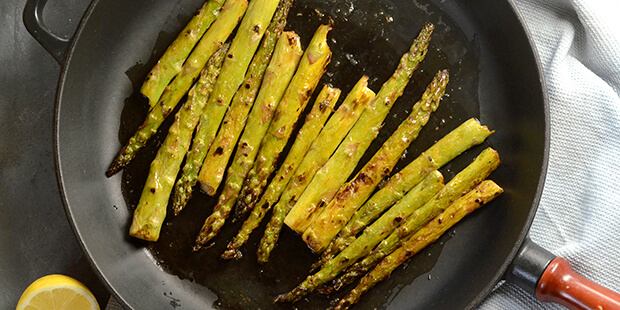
300;69;449;253
275;148;501;303
129;43;229;241
194;23;332;248
106;0;248;176
140;0;227;109
221;85;341;260
109;0;506;307
332;180;504;310
322;148;500;294
314;118;493;270
256;76;375;262
284;23;435;235
171;0;294;215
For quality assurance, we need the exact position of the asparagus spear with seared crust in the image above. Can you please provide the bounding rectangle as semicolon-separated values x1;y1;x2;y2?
106;0;248;177
233;24;332;220
221;85;340;260
284;23;434;234
171;0;293;215
301;69;449;253
316;118;492;267
332;180;504;310
128;44;228;241
192;31;302;248
325;147;500;293
275;170;443;303
257;77;375;263
141;0;227;108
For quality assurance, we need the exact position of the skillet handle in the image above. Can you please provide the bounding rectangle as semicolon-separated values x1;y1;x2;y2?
536;257;620;310
23;0;70;64
506;238;620;310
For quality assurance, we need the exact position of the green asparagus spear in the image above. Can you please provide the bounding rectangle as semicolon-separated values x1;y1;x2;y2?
301;69;449;253
221;85;340;260
141;0;227;108
233;24;333;220
128;43;228;241
193;31;303;249
317;118;493;267
275;170;444;303
171;0;293;215
332;180;504;310
327;147;500;293
257;77;375;263
284;23;434;234
106;0;247;177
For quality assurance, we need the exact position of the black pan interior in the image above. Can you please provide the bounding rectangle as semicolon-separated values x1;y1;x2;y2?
56;0;547;309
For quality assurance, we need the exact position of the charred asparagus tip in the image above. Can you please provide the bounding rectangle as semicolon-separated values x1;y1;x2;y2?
221;249;242;260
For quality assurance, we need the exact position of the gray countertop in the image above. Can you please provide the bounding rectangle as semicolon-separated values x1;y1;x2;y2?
0;0;110;308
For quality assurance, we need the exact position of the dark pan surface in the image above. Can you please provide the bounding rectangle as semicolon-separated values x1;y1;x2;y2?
56;0;547;309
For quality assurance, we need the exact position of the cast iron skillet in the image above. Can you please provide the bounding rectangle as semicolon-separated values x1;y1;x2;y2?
24;0;620;309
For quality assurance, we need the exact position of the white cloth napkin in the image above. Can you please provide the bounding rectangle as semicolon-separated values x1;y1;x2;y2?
479;0;620;309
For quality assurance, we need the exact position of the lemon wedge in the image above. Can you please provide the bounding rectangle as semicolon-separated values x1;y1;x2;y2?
16;274;100;310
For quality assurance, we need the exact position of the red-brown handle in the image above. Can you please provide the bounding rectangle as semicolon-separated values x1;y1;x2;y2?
536;257;620;310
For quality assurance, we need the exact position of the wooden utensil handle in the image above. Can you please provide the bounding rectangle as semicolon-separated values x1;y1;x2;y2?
536;257;620;310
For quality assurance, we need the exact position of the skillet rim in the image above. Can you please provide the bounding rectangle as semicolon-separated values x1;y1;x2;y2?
52;0;132;307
